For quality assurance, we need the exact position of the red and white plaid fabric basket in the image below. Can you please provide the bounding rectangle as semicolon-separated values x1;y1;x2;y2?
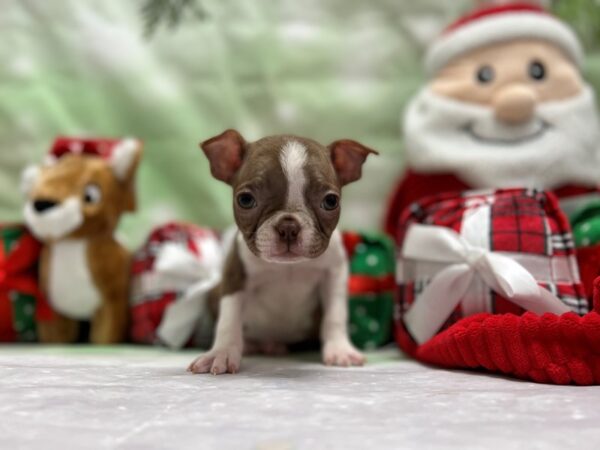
395;188;588;345
130;222;222;348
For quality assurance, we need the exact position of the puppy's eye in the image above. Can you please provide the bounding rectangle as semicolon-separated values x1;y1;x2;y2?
476;65;494;84
83;184;102;204
529;60;546;81
321;193;339;211
237;192;257;209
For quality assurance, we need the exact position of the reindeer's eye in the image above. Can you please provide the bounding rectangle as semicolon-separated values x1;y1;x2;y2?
321;193;340;211
83;184;102;204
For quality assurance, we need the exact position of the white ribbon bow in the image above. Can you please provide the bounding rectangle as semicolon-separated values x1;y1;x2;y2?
154;242;222;349
401;224;572;344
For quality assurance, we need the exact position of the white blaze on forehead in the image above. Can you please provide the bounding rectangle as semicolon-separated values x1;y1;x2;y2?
280;140;308;208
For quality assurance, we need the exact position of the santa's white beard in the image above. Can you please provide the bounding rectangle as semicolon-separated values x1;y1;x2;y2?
404;85;600;190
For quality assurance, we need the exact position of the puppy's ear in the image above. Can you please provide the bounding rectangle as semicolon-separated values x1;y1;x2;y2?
200;129;246;184
328;140;378;186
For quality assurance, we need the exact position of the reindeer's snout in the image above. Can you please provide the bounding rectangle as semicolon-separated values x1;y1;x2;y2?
33;199;58;213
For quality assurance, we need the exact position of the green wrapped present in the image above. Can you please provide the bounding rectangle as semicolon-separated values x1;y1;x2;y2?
342;231;396;350
570;201;600;299
571;201;600;248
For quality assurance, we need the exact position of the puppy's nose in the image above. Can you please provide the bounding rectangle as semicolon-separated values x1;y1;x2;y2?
276;217;301;244
33;199;58;213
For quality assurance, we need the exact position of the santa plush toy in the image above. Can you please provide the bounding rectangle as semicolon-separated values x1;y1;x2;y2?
385;1;600;292
388;1;600;385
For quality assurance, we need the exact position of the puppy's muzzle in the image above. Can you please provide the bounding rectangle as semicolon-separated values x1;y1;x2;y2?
275;216;301;245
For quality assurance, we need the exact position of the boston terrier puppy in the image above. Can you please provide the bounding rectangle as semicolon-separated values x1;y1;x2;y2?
188;130;377;375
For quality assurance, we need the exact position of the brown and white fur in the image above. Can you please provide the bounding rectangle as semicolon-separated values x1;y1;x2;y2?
22;141;142;344
188;130;377;375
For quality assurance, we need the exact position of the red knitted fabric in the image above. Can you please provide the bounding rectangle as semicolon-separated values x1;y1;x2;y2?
415;309;600;386
577;244;600;299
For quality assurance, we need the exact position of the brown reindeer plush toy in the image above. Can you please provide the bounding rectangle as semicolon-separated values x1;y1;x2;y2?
21;137;142;344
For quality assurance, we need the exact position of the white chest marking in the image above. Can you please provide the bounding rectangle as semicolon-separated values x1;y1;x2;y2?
236;231;346;343
280;140;307;209
49;240;101;320
242;265;323;343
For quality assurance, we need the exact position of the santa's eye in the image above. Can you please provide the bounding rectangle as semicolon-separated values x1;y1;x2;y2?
529;60;546;81
83;184;102;204
476;65;494;84
237;192;256;209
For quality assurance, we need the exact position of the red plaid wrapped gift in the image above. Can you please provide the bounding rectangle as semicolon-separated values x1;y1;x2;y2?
395;188;588;349
130;222;223;348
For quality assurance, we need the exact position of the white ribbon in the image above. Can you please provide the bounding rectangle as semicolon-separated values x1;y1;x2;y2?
401;224;572;344
154;243;213;282
154;242;222;349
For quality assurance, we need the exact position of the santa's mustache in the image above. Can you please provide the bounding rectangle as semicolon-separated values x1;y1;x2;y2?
462;119;551;145
403;84;600;190
408;86;595;139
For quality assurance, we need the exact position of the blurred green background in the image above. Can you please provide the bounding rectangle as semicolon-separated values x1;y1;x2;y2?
1;0;599;247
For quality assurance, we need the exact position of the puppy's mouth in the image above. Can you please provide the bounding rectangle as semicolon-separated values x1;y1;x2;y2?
251;212;330;263
263;248;309;264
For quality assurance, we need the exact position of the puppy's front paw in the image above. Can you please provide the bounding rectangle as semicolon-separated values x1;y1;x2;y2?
187;346;242;375
322;340;365;367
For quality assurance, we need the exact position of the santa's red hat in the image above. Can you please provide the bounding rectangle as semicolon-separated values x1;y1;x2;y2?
425;2;584;76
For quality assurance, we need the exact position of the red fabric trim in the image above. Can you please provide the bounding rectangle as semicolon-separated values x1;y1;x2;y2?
0;292;16;341
414;312;600;385
554;184;600;199
383;171;470;236
576;245;600;300
342;232;362;259
0;273;39;295
593;277;600;312
349;274;395;295
444;3;546;34
0;233;41;274
35;292;54;322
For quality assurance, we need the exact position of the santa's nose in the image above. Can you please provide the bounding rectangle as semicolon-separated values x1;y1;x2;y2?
492;84;537;125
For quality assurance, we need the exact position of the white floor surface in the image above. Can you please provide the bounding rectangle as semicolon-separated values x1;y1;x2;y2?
0;345;599;450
